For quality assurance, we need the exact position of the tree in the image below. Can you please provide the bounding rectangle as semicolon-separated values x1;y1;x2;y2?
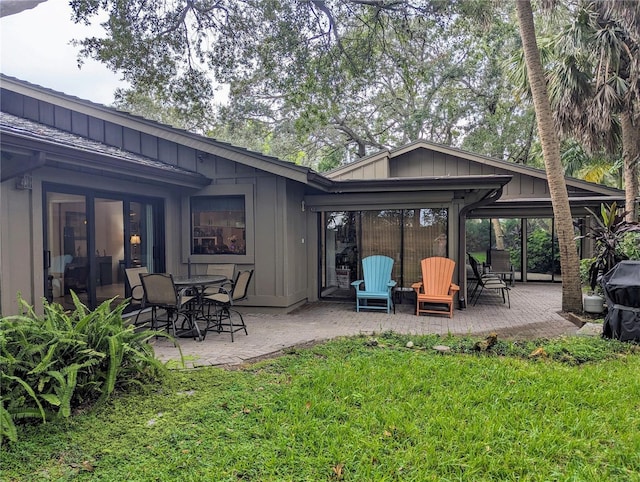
72;0;533;168
544;1;640;221
112;88;215;133
515;0;582;313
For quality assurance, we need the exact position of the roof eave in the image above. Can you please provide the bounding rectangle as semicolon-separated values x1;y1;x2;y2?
1;75;316;185
1;131;210;189
326;175;512;193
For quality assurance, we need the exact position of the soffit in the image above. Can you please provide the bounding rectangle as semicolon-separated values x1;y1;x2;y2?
470;196;626;218
305;175;512;211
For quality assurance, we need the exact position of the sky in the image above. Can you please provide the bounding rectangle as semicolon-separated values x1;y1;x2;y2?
1;1;127;105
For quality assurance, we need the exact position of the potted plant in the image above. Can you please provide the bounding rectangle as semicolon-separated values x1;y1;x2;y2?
579;257;604;313
577;202;640;313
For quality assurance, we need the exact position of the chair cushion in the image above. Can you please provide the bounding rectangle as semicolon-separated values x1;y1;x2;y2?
205;293;231;304
179;295;196;307
482;278;508;289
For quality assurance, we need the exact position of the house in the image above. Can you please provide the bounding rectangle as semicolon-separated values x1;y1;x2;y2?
325;141;627;302
0;75;626;316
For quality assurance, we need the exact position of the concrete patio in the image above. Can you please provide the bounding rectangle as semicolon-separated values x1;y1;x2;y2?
149;283;590;368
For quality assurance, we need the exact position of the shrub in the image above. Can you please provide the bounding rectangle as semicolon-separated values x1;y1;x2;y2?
0;293;170;444
577;202;640;290
580;257;596;291
527;228;560;274
619;231;640;260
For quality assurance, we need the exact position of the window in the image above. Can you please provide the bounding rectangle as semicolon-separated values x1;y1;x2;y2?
191;196;246;255
321;208;448;298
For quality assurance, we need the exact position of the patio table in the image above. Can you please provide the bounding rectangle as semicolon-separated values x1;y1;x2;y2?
174;274;227;290
173;275;227;339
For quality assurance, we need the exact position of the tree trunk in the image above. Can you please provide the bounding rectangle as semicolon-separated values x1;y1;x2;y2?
491;218;505;250
515;0;583;313
620;112;639;222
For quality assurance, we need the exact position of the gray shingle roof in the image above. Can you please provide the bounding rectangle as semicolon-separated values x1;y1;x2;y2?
0;111;206;180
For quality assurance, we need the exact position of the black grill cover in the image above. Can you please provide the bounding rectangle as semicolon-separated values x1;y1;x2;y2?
601;261;640;342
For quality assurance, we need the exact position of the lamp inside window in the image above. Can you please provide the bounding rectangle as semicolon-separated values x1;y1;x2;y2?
130;234;141;264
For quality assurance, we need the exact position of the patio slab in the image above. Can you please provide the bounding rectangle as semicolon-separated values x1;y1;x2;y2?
150;283;580;368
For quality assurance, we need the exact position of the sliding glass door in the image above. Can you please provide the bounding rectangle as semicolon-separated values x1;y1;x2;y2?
46;192;90;309
321;208;448;299
44;184;164;311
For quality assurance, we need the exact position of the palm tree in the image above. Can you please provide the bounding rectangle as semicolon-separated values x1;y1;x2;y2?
550;1;639;221
602;0;640;221
515;0;583;313
561;139;622;188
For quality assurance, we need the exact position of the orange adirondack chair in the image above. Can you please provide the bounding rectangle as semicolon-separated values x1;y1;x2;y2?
411;257;460;318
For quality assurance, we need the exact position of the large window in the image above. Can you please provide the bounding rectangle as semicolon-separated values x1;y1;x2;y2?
191;196;246;255
322;208;448;298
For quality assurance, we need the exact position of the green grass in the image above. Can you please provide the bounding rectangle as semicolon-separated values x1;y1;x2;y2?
2;333;640;481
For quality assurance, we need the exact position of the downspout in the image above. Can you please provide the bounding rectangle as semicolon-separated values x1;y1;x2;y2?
457;187;503;309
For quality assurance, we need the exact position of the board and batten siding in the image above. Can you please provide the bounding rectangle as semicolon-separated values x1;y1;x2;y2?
333;157;390;179
188;157;311;310
2;88;311;312
0;180;35;314
390;149;557;200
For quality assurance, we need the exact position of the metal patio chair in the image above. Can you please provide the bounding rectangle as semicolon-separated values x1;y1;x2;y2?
487;249;515;286
468;254;510;308
139;273;202;340
125;266;148;325
203;263;235;296
203;269;253;341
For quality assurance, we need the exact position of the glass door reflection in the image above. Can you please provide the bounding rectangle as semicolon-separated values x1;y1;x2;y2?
46;192;89;311
94;197;124;306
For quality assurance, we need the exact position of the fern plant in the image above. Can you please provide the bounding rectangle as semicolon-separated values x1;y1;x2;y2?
1;293;174;444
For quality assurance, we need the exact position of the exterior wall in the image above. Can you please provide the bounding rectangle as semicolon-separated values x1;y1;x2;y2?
0;166;179;315
329;156;390;180
0;179;35;315
0;154;315;314
390;149;553;200
179;157;310;311
390;148;606;202
284;181;310;306
1;88;314;314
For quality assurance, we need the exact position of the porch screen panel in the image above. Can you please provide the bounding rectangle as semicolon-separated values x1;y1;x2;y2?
526;218;558;281
403;208;448;287
357;210;402;282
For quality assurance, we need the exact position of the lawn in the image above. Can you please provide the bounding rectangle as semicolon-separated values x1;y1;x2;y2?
2;333;640;481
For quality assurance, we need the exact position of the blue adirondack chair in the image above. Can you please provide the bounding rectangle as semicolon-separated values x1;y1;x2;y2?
351;255;397;313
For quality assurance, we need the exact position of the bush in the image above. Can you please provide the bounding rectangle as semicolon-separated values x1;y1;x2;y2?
527;228;560;274
577;203;640;290
580;257;596;290
0;293;170;444
619;231;640;260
